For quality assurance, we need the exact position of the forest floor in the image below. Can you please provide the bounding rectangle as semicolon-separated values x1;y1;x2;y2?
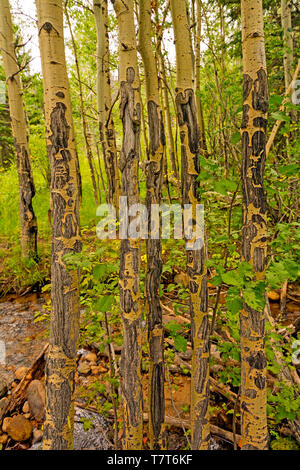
0;271;299;450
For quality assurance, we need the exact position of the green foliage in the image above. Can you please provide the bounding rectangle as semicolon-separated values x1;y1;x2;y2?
270;437;300;451
268;382;300;423
165;320;188;353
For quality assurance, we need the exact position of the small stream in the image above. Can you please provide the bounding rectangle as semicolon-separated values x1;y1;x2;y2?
0;293;48;368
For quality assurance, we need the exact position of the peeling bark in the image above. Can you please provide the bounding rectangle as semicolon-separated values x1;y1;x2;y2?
240;0;269;450
0;0;38;259
94;0;120;209
170;0;210;450
113;0;143;450
36;0;81;450
139;0;165;450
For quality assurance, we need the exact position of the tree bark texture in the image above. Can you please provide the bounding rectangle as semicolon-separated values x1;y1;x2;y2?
240;0;269;450
0;0;38;258
36;0;81;450
139;0;165;450
170;0;210;450
94;0;120;209
113;0;143;450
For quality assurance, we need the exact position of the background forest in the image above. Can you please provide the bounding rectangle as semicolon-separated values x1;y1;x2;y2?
0;0;299;452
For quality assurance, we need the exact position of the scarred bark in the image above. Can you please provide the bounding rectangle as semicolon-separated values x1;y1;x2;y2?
36;0;81;450
240;0;269;450
170;0;210;450
139;0;165;450
0;0;38;259
113;0;143;450
94;0;120;209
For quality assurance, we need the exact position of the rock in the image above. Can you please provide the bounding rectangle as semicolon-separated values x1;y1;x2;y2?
32;428;43;444
22;401;30;414
0;434;8;445
26;380;45;422
5;415;32;442
267;290;280;301
29;442;42;450
73;407;112;450
78;362;91;376
85;352;97;363
174;272;189;287
15;367;29;382
91;365;107;375
2;417;10;433
0;397;8;420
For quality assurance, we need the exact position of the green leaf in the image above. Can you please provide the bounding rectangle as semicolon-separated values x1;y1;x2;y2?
226;296;242;315
271;111;290;122
165;321;182;336
174;335;187;353
222;270;243;287
231;132;241;145
95;295;115;312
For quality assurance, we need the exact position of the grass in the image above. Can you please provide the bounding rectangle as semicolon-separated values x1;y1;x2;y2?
0;152;101;294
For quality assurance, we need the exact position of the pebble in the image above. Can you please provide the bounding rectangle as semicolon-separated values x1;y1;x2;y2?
0;434;8;445
26;380;45;422
32;428;43;444
90;365;107;375
267;290;280;301
85;352;97;363
4;415;32;442
0;397;8;420
78;362;91;376
22;401;30;414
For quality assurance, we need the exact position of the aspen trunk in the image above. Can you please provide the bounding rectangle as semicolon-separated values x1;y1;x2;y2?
281;0;297;125
0;0;38;259
170;0;210;450
112;0;143;450
240;0;269;450
195;0;207;153
36;0;81;450
159;57;178;180
65;1;99;205
94;0;120;210
281;0;294;92
139;0;165;450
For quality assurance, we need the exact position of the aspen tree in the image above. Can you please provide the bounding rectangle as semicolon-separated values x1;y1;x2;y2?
281;0;294;93
112;0;143;450
170;0;210;450
240;0;269;450
65;0;100;205
139;0;165;450
281;0;297;125
0;0;38;259
36;0;81;450
94;0;120;210
153;1;178;180
194;0;207;153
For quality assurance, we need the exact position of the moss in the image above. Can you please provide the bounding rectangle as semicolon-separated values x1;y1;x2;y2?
271;437;300;451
